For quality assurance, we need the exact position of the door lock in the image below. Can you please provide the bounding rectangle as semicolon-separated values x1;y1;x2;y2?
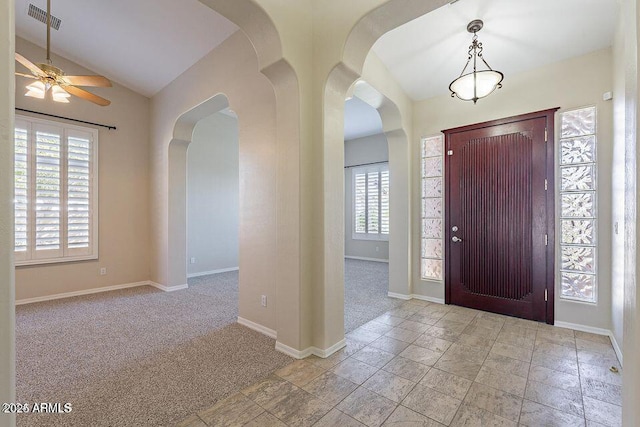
452;226;459;232
452;236;463;243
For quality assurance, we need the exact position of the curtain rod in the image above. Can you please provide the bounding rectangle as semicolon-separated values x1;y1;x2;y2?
15;108;117;130
344;160;388;169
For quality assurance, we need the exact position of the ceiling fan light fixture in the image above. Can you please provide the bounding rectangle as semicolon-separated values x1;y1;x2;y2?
25;80;46;99
449;19;504;104
51;85;70;103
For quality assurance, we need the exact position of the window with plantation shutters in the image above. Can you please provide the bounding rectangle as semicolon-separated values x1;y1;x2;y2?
352;163;389;240
14;116;98;265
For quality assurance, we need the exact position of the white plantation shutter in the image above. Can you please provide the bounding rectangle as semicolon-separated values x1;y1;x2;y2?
14;123;29;261
354;172;367;234
14;115;98;265
66;130;93;254
367;172;379;233
352;163;389;240
34;124;63;258
381;170;389;235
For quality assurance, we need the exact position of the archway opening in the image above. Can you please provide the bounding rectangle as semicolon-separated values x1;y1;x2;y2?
186;108;240;316
343;86;405;333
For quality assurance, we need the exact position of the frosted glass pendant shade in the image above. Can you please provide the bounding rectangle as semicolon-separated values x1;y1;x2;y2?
449;70;504;103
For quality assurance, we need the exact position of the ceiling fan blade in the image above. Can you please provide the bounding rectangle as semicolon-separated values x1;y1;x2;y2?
15;53;46;77
63;85;111;106
62;75;112;87
15;72;37;80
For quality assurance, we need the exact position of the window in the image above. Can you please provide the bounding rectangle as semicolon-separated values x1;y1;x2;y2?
559;106;597;303
353;163;389;240
14;116;98;265
420;135;444;281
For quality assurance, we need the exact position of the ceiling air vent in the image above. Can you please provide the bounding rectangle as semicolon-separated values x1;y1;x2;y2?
27;3;61;30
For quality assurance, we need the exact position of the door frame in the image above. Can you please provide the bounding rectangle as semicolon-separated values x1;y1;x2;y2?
443;108;559;324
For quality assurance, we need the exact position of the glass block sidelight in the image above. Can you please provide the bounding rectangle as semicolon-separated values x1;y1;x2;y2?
422;177;442;198
561;246;596;274
423;136;443;158
561;272;596;302
421;135;444;281
422;157;442;178
422;219;443;239
561;165;596;191
561;107;596;138
422;238;443;259
559;106;598;303
422;194;442;219
561;136;596;165
422;258;443;281
561;192;596;218
561;219;595;245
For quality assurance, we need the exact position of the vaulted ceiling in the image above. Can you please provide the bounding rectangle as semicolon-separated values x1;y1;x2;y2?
15;0;237;97
15;0;617;103
372;0;618;101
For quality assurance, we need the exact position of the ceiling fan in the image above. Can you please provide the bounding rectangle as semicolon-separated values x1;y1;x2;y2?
15;0;112;106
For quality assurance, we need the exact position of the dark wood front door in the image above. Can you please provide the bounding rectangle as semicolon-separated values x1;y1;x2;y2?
444;109;557;324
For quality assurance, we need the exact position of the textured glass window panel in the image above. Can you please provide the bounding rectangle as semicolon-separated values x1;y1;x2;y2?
423;137;442;158
561;246;596;273
422;219;442;239
422;198;442;218
422;157;442;178
561;272;596;302
422;238;443;259
561;107;595;138
422;177;442;198
561;136;596;165
422;259;443;280
561;165;595;191
561;219;595;245
561;192;595;218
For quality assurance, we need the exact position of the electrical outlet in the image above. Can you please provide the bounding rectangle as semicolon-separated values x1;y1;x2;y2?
190;257;196;264
99;268;107;276
376;246;379;252
261;295;267;307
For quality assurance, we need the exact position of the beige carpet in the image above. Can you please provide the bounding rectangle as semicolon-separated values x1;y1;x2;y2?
16;272;292;427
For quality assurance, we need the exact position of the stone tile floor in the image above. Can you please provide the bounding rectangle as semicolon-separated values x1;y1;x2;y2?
178;300;623;426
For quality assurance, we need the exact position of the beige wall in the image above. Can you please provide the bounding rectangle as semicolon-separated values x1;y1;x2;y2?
412;48;614;330
344;133;389;261
187;113;239;276
150;31;279;333
0;1;16;424
13;37;150;301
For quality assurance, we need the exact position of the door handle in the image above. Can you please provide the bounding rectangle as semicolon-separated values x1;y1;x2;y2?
452;236;463;243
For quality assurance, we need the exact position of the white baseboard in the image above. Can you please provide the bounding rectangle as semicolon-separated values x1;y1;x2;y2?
387;292;445;305
16;281;150;305
388;292;411;300
188;267;239;278
275;341;314;359
345;256;389;263
149;282;188;292
554;321;623;366
274;339;347;360
313;339;347;358
237;316;277;339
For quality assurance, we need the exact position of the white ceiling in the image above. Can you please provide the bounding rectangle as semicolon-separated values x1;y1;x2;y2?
344;97;383;141
14;0;238;97
372;0;618;101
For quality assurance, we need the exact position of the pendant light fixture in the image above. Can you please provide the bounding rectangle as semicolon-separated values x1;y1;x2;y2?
449;19;503;104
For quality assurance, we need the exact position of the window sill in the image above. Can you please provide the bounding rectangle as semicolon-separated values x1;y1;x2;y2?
15;254;98;267
351;234;389;242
